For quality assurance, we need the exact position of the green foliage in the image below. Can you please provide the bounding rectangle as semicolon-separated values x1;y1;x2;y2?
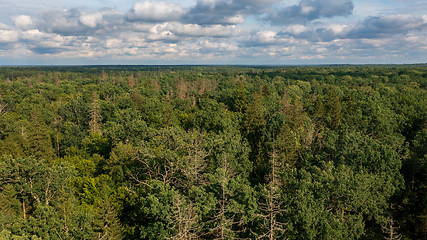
285;162;394;239
0;65;425;239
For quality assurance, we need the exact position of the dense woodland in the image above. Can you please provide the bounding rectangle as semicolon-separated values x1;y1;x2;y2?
0;65;425;239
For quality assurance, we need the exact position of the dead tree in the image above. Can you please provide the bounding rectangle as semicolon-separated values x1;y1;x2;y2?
256;136;287;240
382;217;401;240
168;194;200;240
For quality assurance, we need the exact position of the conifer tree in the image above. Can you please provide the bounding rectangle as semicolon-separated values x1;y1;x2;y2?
256;136;287;239
382;217;402;240
89;92;102;135
168;193;199;240
94;197;124;240
210;153;235;240
25;112;55;161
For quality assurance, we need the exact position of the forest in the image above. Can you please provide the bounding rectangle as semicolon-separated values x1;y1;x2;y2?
0;65;425;239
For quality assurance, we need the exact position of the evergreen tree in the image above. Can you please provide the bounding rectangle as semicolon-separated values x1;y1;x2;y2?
256;136;287;239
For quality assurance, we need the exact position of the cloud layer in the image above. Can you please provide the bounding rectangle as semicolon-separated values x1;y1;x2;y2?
0;0;426;64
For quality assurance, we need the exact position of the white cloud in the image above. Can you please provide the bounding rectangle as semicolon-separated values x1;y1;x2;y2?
199;40;238;51
20;29;45;41
126;1;185;22
168;22;238;37
106;38;123;48
13;15;34;30
283;24;308;35
131;22;157;32
79;12;103;28
0;30;19;43
257;31;277;43
224;15;245;24
36;8;122;36
327;24;350;34
147;23;178;41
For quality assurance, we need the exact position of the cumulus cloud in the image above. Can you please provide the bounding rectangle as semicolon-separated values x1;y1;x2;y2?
182;0;281;25
265;0;354;25
20;29;45;41
247;31;281;46
273;14;427;42
105;38;123;48
13;15;34;30
240;29;307;49
36;8;122;36
0;30;19;43
18;29;77;55
36;9;83;35
276;24;351;42
79;12;103;28
347;14;427;38
167;22;239;37
182;0;245;25
126;1;185;22
146;23;180;43
197;40;238;55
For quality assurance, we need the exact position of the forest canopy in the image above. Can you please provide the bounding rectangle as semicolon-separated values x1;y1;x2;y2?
0;65;425;239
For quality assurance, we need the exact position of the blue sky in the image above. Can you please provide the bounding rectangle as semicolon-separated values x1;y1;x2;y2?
0;0;426;65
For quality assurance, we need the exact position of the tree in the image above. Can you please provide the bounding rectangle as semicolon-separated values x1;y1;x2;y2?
25;112;56;161
89;92;102;135
382;217;402;240
324;86;343;129
210;153;236;240
127;74;136;88
131;127;211;190
131;180;199;240
168;192;199;240
0;157;90;239
94;195;124;240
199;151;256;240
242;93;267;183
256;137;287;239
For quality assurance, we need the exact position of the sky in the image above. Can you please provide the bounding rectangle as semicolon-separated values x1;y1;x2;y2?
0;0;426;65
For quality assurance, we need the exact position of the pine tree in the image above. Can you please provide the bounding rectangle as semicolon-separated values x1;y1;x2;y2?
54;73;61;86
176;78;188;100
0;184;20;227
100;70;109;83
168;194;199;240
208;152;253;240
95;197;124;240
127;74;135;88
256;135;287;239
25;112;55;161
324;86;343;129
382;217;402;240
243;93;267;183
180;130;210;187
89;93;102;135
211;153;234;240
